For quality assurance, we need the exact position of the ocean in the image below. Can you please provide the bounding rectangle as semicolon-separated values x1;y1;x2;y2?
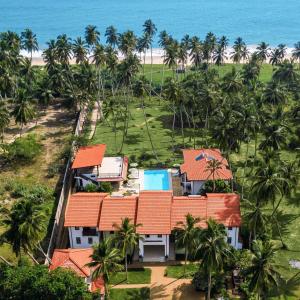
0;0;299;49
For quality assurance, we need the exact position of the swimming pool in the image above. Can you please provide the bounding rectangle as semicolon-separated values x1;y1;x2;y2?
143;169;171;190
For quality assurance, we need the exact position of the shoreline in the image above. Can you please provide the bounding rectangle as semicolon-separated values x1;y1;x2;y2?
26;46;295;66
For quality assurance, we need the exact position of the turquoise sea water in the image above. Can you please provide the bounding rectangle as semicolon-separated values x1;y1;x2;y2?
143;170;170;190
0;0;299;47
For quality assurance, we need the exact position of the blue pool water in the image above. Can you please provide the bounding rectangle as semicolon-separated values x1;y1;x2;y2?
0;0;300;47
143;170;170;191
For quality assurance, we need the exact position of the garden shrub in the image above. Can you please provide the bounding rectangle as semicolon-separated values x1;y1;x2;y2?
99;182;113;193
199;180;231;194
2;134;42;163
192;268;226;295
84;183;98;192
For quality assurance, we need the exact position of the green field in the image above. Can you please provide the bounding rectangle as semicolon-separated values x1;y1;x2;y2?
165;263;199;279
141;63;275;85
110;287;150;300
109;268;151;285
92;98;204;167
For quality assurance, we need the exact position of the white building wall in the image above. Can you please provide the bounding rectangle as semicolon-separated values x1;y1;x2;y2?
139;234;169;258
191;180;205;195
68;227;100;248
226;227;242;249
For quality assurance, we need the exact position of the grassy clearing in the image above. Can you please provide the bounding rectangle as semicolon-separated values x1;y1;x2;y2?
165;263;199;279
142;63;274;84
109;268;151;285
110;287;150;300
92;98;204;167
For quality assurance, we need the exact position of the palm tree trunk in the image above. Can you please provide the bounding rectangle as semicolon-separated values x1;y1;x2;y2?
180;105;185;146
27;252;39;264
125;254;128;283
207;271;212;300
171;108;176;156
241;140;250;199
142;98;159;161
272;215;286;249
184;248;188;277
150;45;153;85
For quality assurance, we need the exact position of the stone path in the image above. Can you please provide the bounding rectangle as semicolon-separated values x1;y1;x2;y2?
111;266;203;300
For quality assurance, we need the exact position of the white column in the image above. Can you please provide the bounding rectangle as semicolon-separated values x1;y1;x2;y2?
166;235;169;257
139;239;144;257
68;227;73;248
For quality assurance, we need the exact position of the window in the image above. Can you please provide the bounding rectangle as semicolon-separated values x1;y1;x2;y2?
76;237;81;244
146;234;150;238
88;237;93;244
75;226;80;230
228;227;232;231
110;231;114;235
227;237;232;244
157;234;162;238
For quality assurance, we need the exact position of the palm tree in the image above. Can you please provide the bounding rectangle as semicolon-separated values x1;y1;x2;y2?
230;37;245;64
56;34;72;65
259;123;287;151
143;19;157;84
269;48;282;66
11;89;35;134
245;240;280;299
196;219;231;300
118;31;137;58
204;158;223;192
256;42;270;63
243;199;269;243
0;199;46;260
72;37;88;64
105;25;118;49
273;61;299;86
189;36;203;67
178;42;188;71
0;98;10;141
158;30;171;88
292;41;300;65
203;32;217;63
86;239;123;298
164;40;179;75
174;214;201;276
136;34;150;73
263;81;286;106
133;76;159;161
213;45;227;66
85;25;100;49
113;218;141;282
277;44;287;60
21;29;38;61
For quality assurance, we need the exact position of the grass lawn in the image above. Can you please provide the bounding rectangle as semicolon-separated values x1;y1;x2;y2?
165;263;199;279
109;268;151;285
142;63;274;84
92;97;204;167
110;287;150;300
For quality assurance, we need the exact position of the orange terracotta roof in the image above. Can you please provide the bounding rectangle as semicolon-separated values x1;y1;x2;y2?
180;149;233;181
136;191;173;234
72;144;106;169
171;193;241;228
206;193;241;227
98;196;138;231
171;196;208;228
64;193;108;227
50;248;104;294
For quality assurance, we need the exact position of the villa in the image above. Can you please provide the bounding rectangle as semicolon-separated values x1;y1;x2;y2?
180;149;233;195
50;248;104;295
72;144;128;190
64;191;242;262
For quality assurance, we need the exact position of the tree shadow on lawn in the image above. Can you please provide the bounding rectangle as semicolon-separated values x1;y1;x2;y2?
150;283;169;299
127;287;150;300
287;191;300;207
271;211;300;249
125;133;143;145
172;282;204;300
267;273;300;299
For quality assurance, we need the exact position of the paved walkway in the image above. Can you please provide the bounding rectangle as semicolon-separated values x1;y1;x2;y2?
112;266;203;300
88;101;100;139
